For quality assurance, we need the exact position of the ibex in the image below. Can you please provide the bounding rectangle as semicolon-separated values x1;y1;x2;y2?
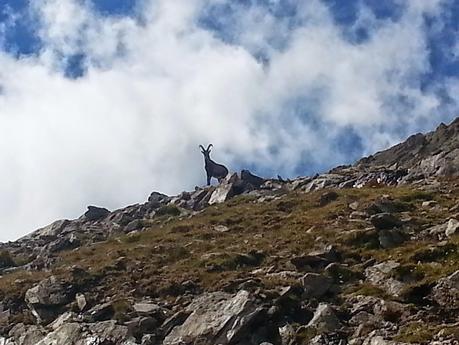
199;144;229;186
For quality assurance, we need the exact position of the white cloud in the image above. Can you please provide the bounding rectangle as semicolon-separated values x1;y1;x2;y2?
0;0;457;240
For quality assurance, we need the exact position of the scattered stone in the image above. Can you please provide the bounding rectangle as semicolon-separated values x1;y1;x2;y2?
85;302;115;322
163;290;274;345
307;303;341;333
134;303;161;315
422;200;439;208
365;261;405;298
349;201;360;210
213;225;230;232
370;213;402;230
445;218;459;237
300;273;333;298
431;270;459;308
25;276;71;324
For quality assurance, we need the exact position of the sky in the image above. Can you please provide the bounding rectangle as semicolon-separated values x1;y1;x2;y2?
0;0;459;241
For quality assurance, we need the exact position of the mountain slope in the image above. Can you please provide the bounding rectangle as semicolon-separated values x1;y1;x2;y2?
0;118;459;345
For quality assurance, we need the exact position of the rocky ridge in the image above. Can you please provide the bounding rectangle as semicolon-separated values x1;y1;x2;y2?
0;118;458;344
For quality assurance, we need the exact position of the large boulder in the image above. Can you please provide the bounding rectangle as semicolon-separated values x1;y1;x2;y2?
241;170;265;188
163;290;275;345
7;323;46;345
25;276;72;324
370;213;402;230
208;174;239;205
84;206;110;221
364;261;405;298
431;270;459;308
306;303;341;333
33;321;131;345
300;273;333;298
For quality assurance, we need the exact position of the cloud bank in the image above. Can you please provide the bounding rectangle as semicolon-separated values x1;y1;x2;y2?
0;0;458;240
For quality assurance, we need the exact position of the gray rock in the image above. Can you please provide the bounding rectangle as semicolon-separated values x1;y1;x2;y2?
370;213;402;230
241;170;265;188
300;273;333;298
378;229;405;248
364;261;405;298
125;219;144;232
84;206;110;221
445;218;459;237
134;303;161;315
431;270;459;308
25;276;71;324
163;290;268;345
208;174;238;205
25;276;69;306
7;323;46;345
307;303;341;333
85;302;115;322
22;219;70;241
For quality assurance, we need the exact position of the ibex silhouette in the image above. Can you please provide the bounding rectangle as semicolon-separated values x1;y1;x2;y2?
199;144;229;186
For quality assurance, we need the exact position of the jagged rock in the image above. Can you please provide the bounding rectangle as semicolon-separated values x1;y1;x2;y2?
84;206;110;221
22;219;70;240
48;312;76;331
7;323;46;345
47;233;80;253
125;316;158;339
304;174;347;192
431;270;459;308
300;273;332;298
370;213;402;230
364;261;405;298
163;290;274;345
208;174;238;205
445;218;459;237
85;302;115;322
306;303;341;333
134;303;162;316
25;276;71;324
125;219;144;232
31;320;131;345
241;170;265;188
148;191;169;206
278;324;295;345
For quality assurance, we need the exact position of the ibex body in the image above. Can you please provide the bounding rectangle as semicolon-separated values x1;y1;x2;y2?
199;144;229;185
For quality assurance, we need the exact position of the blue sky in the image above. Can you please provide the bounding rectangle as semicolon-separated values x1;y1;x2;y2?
0;0;459;239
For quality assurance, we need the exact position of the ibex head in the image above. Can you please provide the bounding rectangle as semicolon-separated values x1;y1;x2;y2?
199;144;213;159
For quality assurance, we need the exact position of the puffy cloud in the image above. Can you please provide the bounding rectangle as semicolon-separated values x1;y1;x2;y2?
0;0;457;240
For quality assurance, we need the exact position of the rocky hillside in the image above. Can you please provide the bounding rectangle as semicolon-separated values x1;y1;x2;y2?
0;118;459;345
